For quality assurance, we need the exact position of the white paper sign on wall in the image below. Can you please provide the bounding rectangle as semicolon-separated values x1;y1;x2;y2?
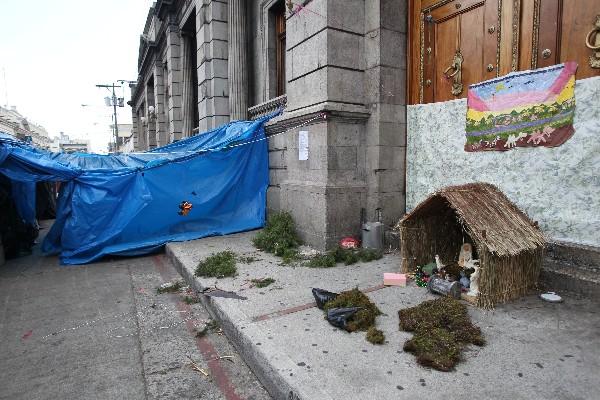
298;130;308;160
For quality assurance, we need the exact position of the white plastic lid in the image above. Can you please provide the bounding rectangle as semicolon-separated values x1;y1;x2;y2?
540;292;563;303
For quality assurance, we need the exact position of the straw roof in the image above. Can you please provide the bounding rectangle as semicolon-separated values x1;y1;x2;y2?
400;183;546;257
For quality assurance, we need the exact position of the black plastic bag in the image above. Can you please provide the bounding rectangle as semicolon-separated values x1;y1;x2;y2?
326;307;361;331
312;288;339;309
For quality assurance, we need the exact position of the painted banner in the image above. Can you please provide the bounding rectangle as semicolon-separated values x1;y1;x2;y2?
465;62;577;152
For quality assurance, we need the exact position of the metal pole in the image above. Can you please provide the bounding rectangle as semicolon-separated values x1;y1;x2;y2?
112;83;119;151
97;81;134;153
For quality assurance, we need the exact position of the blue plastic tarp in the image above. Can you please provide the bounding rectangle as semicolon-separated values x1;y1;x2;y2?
0;114;273;264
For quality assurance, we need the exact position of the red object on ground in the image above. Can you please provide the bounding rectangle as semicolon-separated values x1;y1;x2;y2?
339;237;360;249
21;330;33;340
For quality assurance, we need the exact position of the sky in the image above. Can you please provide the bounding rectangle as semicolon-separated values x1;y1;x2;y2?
0;0;155;153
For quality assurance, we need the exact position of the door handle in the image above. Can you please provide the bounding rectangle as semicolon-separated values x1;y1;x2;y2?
586;15;600;68
443;50;464;96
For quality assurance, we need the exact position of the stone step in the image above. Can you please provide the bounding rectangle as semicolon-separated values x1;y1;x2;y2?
539;241;600;300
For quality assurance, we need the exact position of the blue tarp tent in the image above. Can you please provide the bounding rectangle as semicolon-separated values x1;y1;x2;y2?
0;114;273;264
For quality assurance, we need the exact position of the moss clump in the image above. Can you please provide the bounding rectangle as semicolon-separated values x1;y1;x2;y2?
156;280;184;294
196;319;220;337
238;255;259;264
404;327;460;370
366;327;385;344
306;253;337;268
253;212;301;261
357;248;384;262
323;288;382;332
251;277;275;288
398;297;485;371
195;251;237;278
183;295;200;304
280;247;301;264
308;247;384;268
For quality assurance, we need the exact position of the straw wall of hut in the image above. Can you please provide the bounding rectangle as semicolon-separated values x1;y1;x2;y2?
398;183;546;308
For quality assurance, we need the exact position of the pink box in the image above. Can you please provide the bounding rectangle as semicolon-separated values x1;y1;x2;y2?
384;273;407;287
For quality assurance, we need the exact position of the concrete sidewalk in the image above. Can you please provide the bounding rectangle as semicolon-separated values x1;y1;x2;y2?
0;227;270;400
167;231;600;400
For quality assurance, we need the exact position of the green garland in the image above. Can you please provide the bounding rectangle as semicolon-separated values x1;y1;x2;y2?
414;267;428;287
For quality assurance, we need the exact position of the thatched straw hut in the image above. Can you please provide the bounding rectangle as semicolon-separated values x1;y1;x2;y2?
398;183;546;308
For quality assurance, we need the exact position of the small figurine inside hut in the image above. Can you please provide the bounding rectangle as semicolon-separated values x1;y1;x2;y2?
410;242;480;300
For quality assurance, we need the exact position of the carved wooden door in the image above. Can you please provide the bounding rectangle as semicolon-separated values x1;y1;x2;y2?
522;0;600;79
409;0;600;104
412;0;500;104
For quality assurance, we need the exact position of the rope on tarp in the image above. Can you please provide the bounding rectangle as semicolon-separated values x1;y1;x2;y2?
226;112;327;150
133;112;328;156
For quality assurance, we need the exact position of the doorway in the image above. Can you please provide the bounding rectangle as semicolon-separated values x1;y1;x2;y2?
408;0;600;104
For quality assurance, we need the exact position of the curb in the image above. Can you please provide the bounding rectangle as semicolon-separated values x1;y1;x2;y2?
539;264;600;301
165;244;334;400
540;242;600;299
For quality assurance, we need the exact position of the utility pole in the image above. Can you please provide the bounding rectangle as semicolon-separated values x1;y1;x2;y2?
96;83;120;152
96;80;134;153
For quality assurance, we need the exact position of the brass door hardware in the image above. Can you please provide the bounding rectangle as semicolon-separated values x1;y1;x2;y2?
586;15;600;68
542;49;552;59
443;50;464;96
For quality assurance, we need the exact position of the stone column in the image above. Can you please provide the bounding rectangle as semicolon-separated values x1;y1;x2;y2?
228;0;248;120
166;24;183;142
153;61;167;147
131;106;140;150
144;83;157;150
181;32;195;138
196;1;229;131
363;0;408;225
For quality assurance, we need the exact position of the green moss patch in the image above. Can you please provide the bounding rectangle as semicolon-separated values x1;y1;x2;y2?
352;248;384;263
195;251;237;278
280;248;301;264
307;247;383;268
306;253;337;268
156;280;185;294
323;288;382;333
398;297;485;371
183;295;200;304
366;327;385;344
238;255;259;264
196;319;220;337
253;212;301;263
250;277;275;288
252;212;384;268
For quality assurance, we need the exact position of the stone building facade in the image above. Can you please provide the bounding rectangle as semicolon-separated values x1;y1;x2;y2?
0;105;53;150
130;0;408;250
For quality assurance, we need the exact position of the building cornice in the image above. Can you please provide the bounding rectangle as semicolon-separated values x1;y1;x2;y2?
155;0;174;19
265;102;371;134
138;34;157;71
